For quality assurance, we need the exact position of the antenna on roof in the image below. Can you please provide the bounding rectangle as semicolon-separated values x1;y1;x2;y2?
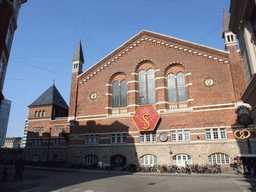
53;80;55;86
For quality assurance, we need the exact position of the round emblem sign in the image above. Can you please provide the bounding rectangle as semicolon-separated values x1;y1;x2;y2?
205;79;213;86
159;133;168;142
90;92;97;100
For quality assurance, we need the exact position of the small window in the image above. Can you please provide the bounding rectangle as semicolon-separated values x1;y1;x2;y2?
58;126;62;132
41;127;44;132
55;126;57;132
171;130;190;142
111;133;127;144
140;133;157;143
34;127;37;133
67;125;70;132
35;111;38;117
42;111;45;117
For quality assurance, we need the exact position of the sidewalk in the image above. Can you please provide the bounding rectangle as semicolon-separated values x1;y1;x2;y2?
25;165;248;177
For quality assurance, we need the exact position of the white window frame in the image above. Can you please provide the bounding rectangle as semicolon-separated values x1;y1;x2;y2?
205;128;227;140
140;154;157;166
85;134;99;145
111;133;126;144
171;130;190;142
139;133;156;143
208;153;230;164
173;154;192;166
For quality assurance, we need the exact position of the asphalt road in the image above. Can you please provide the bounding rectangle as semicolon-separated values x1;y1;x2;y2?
1;168;256;192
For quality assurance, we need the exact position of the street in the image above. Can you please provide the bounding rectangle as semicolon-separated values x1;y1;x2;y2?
1;168;256;192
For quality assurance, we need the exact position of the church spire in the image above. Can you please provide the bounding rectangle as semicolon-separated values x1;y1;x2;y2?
222;7;230;37
72;40;84;74
72;40;84;62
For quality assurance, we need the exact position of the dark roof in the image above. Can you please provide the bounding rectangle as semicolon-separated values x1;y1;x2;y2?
222;7;230;35
28;85;69;109
72;40;84;62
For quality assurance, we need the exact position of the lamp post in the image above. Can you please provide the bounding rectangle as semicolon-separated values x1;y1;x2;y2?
47;128;51;161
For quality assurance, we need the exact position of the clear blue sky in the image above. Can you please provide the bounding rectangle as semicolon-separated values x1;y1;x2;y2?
5;0;231;137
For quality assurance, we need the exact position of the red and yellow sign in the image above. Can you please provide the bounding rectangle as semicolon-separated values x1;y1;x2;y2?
132;105;160;131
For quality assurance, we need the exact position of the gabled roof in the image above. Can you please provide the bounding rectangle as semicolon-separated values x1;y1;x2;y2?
28;85;69;109
78;30;229;80
72;40;84;62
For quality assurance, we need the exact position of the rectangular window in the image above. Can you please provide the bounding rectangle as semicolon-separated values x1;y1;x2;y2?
206;128;226;140
37;127;40;132
171;131;176;141
111;134;115;143
140;134;144;143
41;127;44;132
220;128;226;139
213;128;218;139
34;128;37;133
122;134;126;143
55;126;57;132
177;130;183;141
152;133;156;142
90;135;94;144
146;133;150;142
205;129;211;140
111;133;127;144
140;133;157;143
184;130;190;141
85;135;89;144
59;126;62;132
95;135;99;144
67;125;70;132
116;134;121;143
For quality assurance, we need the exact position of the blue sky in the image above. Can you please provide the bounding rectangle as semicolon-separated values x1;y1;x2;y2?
5;0;231;137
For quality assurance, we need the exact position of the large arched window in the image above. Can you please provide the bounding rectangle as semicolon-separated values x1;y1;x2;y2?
140;154;157;166
139;69;155;105
172;154;192;166
84;155;98;165
208;153;230;164
167;72;187;103
112;80;127;108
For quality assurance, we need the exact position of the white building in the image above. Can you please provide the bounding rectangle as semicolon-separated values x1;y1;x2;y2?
20;119;28;148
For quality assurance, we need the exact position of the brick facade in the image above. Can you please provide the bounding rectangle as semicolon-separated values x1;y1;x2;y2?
25;30;254;169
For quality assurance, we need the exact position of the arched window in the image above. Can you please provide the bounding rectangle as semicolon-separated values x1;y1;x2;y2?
84;155;98;165
140;154;157;166
208;153;230;164
139;69;155;105
35;111;38;117
39;111;42;117
120;80;127;107
167;72;187;103
42;111;45;117
167;73;177;103
172;154;192;166
112;80;127;108
177;72;187;102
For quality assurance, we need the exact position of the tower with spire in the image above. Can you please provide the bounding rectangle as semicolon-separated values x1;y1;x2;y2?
222;7;237;50
222;7;246;102
69;41;84;121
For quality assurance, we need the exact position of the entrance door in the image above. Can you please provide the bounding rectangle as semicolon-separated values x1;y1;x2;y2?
111;155;126;170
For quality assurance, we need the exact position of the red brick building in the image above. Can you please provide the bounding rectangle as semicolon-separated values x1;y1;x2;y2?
0;0;27;103
25;13;254;169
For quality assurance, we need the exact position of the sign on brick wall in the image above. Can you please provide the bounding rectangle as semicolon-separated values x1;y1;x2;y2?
132;105;160;131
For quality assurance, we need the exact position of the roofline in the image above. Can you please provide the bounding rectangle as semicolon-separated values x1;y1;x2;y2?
78;30;228;78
